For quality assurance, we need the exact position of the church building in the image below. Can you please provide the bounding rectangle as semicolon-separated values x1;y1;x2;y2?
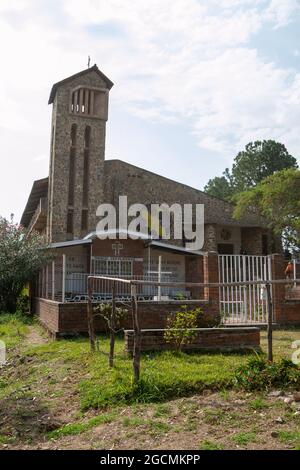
20;65;280;322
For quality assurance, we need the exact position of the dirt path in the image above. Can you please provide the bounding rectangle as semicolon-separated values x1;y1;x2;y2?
24;325;49;347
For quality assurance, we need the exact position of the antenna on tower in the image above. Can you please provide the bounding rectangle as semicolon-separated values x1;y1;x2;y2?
87;56;91;68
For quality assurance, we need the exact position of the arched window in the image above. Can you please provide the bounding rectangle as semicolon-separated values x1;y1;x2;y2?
81;126;90;229
70;123;77;147
67;124;77;235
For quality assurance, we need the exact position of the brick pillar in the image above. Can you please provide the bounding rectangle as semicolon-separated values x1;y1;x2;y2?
203;252;220;324
185;255;204;299
271;254;286;323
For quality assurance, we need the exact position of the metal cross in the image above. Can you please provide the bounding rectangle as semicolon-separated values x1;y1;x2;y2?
112;242;124;256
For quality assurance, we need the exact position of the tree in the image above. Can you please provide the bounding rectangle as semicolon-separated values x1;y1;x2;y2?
0;215;51;313
231;140;298;193
204;174;234;200
233;169;300;249
204;140;298;200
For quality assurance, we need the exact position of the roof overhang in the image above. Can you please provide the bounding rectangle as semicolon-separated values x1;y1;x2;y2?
48;64;114;104
20;177;48;227
49;239;92;249
145;240;204;256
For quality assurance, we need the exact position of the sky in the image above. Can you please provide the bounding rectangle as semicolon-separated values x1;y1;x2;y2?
0;0;300;222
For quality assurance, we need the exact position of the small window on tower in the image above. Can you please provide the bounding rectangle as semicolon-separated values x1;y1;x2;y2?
81;209;88;231
70;124;77;147
67;209;74;234
84;126;91;148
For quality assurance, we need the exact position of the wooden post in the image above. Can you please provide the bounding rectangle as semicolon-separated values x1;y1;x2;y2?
266;282;273;362
109;281;116;368
131;283;141;383
87;277;96;352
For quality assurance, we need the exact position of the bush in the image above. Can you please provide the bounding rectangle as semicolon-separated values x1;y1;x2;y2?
234;358;300;391
164;305;202;351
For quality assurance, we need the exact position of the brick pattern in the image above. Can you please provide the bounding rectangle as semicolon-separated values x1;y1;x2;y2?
35;299;218;336
124;328;260;353
271;254;300;325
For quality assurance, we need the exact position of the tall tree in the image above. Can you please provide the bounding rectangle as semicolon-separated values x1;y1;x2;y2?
0;216;51;313
204;140;298;200
231;140;298;193
233;168;300;249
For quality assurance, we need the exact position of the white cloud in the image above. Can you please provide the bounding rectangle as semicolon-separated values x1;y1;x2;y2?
0;0;300;220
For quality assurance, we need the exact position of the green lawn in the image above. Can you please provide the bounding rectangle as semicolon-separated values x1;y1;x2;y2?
1;314;299;410
0;314;300;450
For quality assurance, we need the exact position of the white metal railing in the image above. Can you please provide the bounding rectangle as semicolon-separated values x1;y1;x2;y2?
63;272;190;302
218;254;272;324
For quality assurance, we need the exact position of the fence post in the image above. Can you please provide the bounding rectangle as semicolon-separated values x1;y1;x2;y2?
62;254;66;303
266;282;273;362
87;277;96;352
52;260;55;300
131;283;141;383
109;281;116;368
203;252;220;324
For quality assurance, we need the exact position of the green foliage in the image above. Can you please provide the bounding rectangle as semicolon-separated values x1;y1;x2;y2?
164;306;202;351
95;302;128;332
204;174;234;200
0;215;52;312
232;431;257;446
234;168;300;248
199;440;225;450
0;312;33;348
234;358;300;391
204;140;297;200
47;412;116;440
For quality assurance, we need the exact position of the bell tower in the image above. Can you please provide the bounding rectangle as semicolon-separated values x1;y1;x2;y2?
46;65;113;243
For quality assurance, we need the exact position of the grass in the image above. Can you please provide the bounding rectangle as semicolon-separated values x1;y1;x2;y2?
1;314;300;413
47;411;117;440
277;431;300;448
249;397;269;410
199;440;225;450
232;432;257;446
0;312;32;348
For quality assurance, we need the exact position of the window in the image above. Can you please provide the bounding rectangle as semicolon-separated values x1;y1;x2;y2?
92;257;133;276
82;126;90;209
81;209;88;231
67;209;74;234
71;88;107;118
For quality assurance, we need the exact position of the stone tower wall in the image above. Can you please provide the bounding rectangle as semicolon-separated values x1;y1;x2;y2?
47;70;110;242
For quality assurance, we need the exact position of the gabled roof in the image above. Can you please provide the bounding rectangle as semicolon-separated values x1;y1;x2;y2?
20;177;48;227
48;64;114;104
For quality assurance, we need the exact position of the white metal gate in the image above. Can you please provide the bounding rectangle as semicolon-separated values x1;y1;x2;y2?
218;255;273;324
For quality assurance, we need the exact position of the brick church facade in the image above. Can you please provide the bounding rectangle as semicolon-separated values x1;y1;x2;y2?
21;65;278;258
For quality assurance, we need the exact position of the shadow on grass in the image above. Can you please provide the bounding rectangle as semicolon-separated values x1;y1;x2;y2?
0;392;61;445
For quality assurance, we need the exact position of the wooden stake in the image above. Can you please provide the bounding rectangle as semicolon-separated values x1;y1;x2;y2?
109;282;116;368
131;284;141;383
87;277;96;352
266;283;273;362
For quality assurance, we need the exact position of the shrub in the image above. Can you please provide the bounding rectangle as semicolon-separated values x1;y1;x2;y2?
164;305;202;351
234;358;300;391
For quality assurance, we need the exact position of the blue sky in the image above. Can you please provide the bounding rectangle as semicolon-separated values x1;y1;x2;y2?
0;0;300;222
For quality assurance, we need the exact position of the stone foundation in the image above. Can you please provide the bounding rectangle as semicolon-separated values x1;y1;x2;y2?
124;327;260;353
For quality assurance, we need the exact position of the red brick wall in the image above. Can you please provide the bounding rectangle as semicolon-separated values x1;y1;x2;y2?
35;298;60;334
271;254;300;325
35;298;219;336
124;327;260;353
